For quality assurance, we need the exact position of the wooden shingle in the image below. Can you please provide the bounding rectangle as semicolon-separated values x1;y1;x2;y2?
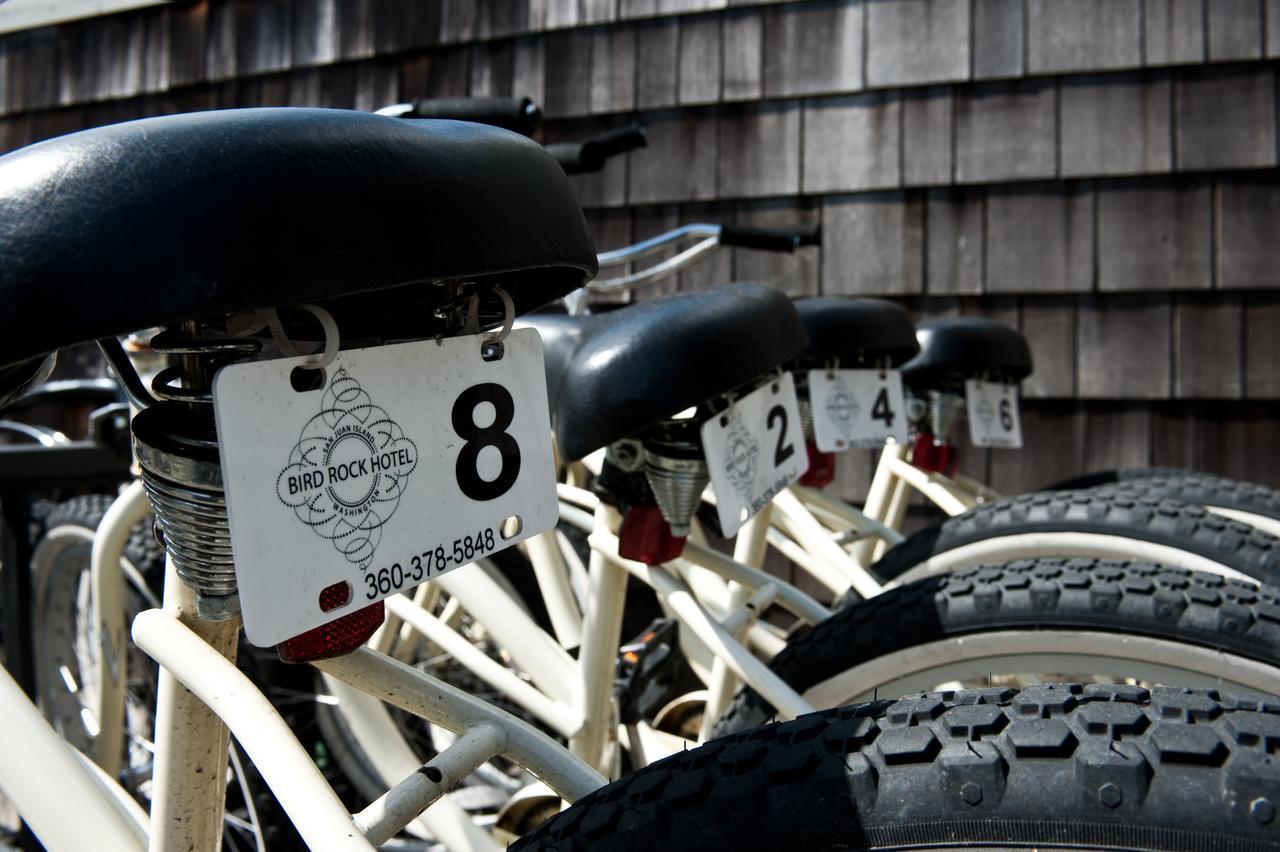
763;0;862;97
1059;72;1172;177
1175;66;1277;170
1083;405;1152;472
1026;0;1142;73
1244;292;1280;398
985;184;1095;293
544;29;593;116
902;86;953;186
973;0;1025;78
590;26;636;113
722;9;763;101
1097;180;1212;291
635;18;678;109
955;79;1056;183
718;100;800;198
925;188;984;295
1217;178;1280;288
1207;0;1263;60
822;193;925;296
678;14;722;105
627;109;718;203
1020;296;1078;398
1144;0;1206;65
866;0;970;87
1173;293;1243;398
1077;294;1172;398
802;93;901;193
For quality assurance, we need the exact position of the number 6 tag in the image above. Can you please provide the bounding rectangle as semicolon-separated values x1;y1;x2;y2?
701;373;809;538
964;379;1023;448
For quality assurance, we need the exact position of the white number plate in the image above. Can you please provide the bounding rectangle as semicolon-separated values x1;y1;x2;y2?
213;329;558;646
965;379;1023;448
807;369;908;452
701;373;809;538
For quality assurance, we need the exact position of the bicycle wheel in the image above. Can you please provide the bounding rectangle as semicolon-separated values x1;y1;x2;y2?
517;684;1280;851
715;558;1280;737
30;494;163;778
864;489;1280;589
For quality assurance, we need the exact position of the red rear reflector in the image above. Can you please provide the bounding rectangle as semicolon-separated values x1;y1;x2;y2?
799;442;836;487
910;433;957;475
318;581;351;613
276;601;385;663
618;504;687;565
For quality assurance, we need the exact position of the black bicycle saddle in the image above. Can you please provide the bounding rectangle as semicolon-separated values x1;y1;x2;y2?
517;284;808;461
900;317;1033;391
791;297;919;368
0;108;597;405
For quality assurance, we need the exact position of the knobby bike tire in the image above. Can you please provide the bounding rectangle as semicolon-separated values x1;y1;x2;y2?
717;558;1280;736
861;489;1280;590
516;682;1280;851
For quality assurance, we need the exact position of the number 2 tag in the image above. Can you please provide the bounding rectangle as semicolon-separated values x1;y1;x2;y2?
213;329;558;646
964;379;1023;448
700;373;809;538
807;369;908;452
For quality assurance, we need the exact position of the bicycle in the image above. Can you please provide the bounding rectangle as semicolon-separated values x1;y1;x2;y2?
5;106;1280;852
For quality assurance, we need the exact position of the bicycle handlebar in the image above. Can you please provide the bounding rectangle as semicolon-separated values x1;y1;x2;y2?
546;125;647;174
377;97;543;135
718;223;822;252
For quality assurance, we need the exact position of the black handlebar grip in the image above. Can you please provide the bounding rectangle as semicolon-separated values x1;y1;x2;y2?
719;223;822;252
407;96;542;134
548;125;648;174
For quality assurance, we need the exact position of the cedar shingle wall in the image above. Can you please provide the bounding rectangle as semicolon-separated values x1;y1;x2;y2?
1;0;1277;498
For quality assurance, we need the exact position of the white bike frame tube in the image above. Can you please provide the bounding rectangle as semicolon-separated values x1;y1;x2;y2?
700;507;772;736
434;564;576;704
354;723;502;847
322;673;497;852
0;663;146;851
764;527;848;592
146;560;240;852
556;483;599;510
384;594;582;738
595;547;815;723
317;648;605;802
854;442;908;565
524;530;584;649
556;528;590;607
678;539;831;626
133;608;373;851
89;478;151;774
570;503;629;772
772;488;883;598
880;453;973;517
792;485;905;548
949;471;1002;503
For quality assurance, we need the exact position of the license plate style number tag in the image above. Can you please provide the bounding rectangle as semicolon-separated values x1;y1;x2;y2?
213;329;558;646
965;379;1023;448
807;369;908;452
701;373;809;538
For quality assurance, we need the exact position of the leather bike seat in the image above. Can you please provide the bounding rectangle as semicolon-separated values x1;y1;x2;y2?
0;108;597;395
900;317;1033;391
792;297;919;368
518;284;808;461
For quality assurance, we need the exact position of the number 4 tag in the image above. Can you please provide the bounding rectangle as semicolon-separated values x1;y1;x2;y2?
807;369;909;451
964;379;1023;448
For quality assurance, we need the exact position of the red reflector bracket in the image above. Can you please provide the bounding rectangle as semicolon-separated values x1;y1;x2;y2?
277;601;385;663
618;504;687;565
910;433;957;476
799;442;836;487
